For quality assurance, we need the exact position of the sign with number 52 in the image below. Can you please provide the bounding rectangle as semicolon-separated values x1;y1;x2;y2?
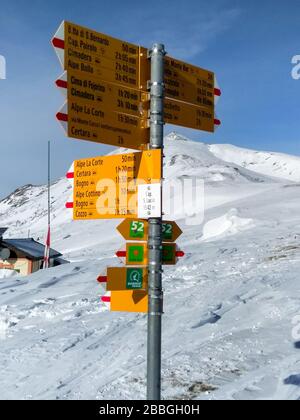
117;219;182;243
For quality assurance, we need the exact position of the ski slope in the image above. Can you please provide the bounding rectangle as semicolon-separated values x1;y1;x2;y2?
0;133;300;400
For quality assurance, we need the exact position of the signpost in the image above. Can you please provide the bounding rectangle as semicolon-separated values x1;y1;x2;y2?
52;21;149;90
53;21;150;149
98;267;148;291
56;68;220;137
56;70;150;149
52;20;221;401
111;290;148;313
101;290;148;313
164;98;216;132
56;70;149;119
117;219;183;243
67;150;161;220
115;243;184;266
53;21;220;150
126;243;148;265
164;56;215;108
56;99;149;149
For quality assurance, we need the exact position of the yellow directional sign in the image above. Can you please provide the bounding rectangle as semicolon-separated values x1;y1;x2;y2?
120;51;215;109
72;150;161;220
63;82;215;140
65;97;149;149
117;219;183;243
164;56;215;109
164;98;215;132
106;267;148;291
67;70;149;119
110;290;148;313
54;22;219;139
63;21;149;90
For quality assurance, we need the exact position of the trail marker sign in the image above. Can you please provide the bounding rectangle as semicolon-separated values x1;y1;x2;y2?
116;242;184;266
117;219;183;242
129;220;146;239
164;56;215;108
53;21;221;148
55;70;150;149
101;290;148;313
67;149;161;220
56;100;149;150
99;267;148;291
53;21;151;150
126;268;144;290
126;243;148;266
56;70;149;119
52;21;149;90
164;98;216;132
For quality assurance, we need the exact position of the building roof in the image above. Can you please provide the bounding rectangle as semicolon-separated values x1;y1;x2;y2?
0;228;8;238
1;238;62;260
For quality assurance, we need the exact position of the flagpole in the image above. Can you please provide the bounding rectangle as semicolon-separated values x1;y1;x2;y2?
43;141;51;270
48;140;51;230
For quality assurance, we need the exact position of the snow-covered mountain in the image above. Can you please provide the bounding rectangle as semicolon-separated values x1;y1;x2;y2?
209;143;300;182
0;133;300;400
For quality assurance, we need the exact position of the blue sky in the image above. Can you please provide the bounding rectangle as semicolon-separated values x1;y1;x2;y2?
0;0;299;198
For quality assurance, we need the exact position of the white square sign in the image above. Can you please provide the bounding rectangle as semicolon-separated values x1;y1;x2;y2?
138;183;162;219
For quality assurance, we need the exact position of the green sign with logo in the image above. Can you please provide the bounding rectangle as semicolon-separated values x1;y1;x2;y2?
126;268;144;289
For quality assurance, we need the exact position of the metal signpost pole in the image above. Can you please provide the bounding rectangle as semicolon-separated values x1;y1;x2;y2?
147;43;166;401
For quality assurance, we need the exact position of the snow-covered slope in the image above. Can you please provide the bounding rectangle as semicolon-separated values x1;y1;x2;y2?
0;133;300;400
209;143;300;182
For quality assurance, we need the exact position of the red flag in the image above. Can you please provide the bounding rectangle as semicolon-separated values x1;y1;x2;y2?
43;226;51;269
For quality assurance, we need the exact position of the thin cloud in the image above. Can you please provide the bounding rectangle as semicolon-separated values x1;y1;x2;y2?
138;8;241;61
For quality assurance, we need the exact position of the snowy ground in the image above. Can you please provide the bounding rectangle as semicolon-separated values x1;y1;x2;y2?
0;133;300;400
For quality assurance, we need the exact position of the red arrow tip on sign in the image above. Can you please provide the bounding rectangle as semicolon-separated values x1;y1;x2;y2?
56;79;68;89
66;172;74;179
52;37;65;49
214;88;222;97
57;112;68;122
116;251;127;258
65;202;74;209
97;276;107;284
101;296;111;303
176;251;185;258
